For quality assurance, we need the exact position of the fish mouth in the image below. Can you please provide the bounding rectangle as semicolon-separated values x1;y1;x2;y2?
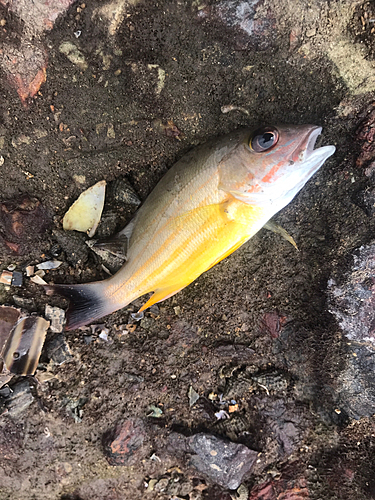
300;126;336;168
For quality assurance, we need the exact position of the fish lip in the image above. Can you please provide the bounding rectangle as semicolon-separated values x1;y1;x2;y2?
300;126;336;161
299;125;335;164
306;126;322;153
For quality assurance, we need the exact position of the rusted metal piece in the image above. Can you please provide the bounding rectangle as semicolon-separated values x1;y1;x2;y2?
0;306;50;384
2;316;49;375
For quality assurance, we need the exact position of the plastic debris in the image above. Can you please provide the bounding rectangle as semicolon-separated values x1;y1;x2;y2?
45;305;66;333
188;386;199;407
63;180;106;237
37;260;62;270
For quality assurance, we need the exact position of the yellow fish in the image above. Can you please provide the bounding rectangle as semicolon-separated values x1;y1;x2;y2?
46;125;335;330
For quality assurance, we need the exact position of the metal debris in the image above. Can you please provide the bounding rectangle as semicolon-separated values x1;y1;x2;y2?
2;316;49;375
45;305;66;333
63;180;106;237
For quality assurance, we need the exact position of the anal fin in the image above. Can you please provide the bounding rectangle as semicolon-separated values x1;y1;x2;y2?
139;285;184;312
263;220;299;251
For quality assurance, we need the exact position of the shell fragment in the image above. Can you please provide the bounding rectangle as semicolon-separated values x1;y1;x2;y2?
63;180;106;237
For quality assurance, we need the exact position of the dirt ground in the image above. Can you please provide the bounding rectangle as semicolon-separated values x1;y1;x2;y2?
1;0;375;499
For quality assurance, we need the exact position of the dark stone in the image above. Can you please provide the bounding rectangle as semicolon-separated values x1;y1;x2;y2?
187;433;257;490
45;334;73;365
52;228;89;267
5;380;34;418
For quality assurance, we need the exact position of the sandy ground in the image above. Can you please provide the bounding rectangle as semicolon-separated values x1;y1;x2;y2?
1;0;375;499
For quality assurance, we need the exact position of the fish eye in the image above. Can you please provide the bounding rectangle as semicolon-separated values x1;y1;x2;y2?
249;127;279;153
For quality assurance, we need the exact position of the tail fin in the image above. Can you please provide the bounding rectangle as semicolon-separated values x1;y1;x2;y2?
44;282;112;330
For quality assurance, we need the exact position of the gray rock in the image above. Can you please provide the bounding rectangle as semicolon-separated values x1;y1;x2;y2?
45;304;66;333
328;242;375;346
5;380;33;418
45;334;73;365
188;433;257;490
337;342;375;419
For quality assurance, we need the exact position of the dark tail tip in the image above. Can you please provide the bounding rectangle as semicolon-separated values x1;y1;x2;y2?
43;283;107;330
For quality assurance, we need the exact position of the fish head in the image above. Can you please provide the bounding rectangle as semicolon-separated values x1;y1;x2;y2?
218;125;335;210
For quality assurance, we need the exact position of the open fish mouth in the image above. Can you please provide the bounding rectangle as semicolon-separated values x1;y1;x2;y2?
301;126;336;167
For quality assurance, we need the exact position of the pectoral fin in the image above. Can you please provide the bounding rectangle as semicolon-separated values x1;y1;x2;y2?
90;217;137;259
92;235;129;259
263;220;299;251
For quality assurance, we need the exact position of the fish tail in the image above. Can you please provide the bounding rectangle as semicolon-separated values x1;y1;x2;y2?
44;282;115;330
